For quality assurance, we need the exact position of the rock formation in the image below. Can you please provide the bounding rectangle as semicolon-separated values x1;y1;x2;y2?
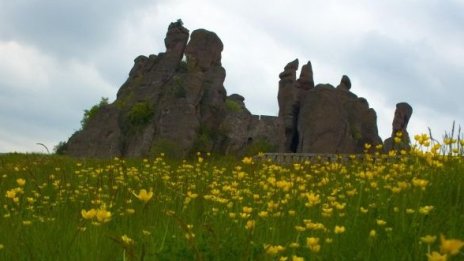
65;21;278;158
63;21;410;158
383;102;413;152
277;61;383;153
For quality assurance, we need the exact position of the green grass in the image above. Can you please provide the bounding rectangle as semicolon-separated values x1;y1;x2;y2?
0;139;463;260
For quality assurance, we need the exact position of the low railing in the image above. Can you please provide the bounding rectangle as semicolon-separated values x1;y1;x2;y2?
256;153;371;164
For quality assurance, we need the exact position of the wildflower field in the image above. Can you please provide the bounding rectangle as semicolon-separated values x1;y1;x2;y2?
0;135;463;260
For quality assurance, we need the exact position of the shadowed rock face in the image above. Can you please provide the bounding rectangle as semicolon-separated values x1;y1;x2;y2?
65;22;278;158
383;102;413;152
278;59;300;152
277;61;382;153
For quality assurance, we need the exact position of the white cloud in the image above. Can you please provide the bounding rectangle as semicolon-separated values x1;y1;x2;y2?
0;41;114;152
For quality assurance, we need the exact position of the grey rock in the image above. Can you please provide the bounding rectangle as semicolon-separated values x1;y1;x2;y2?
383;102;413;152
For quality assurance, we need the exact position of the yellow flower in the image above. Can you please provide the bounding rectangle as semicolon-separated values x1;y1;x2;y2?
242;206;253;214
292;255;304;261
121;234;134;246
440;234;464;256
426;251;447;261
96;208;112;223
133;189;153;202
369;230;377;238
412;178;429;189
264;244;285;255
245;220;255;230
5;189;16;199
334;225;346;234
295;225;306;232
419;206;434;215
376;219;387;226
16;178;26;186
305;192;321;206
360;207;369;214
306;237;321;253
241;157;253;165
421;235;437;245
22;220;32;226
81;209;97;220
187;191;198;199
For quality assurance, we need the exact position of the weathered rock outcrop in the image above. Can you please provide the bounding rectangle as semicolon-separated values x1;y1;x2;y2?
64;21;410;158
65;21;278;158
277;61;382;153
383;102;413;151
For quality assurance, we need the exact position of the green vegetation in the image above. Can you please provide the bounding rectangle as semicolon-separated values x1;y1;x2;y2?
80;97;109;129
191;126;229;155
0;134;463;260
245;138;277;156
225;98;242;113
53;141;68;155
149;139;183;160
127;102;153;126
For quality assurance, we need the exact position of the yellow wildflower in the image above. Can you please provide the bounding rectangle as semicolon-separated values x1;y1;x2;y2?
412;178;429;189
426;251;447;261
242;206;253;214
81;208;97;220
440;234;464;256
292;255;304;261
5;189;16;199
334;225;346;234
376;219;387;226
245;220;255;230
306;237;321;253
241;157;253;165
133;189;153;202
121;234;134;246
420;235;437;245
369;230;377;238
96;208;112;223
305;192;321;206
295;225;306;232
264;244;285;255
419;206;434;215
16;178;26;186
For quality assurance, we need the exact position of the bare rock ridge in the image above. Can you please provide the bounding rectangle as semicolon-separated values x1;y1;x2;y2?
64;21;412;158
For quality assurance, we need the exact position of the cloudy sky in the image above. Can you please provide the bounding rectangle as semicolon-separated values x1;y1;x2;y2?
1;0;463;153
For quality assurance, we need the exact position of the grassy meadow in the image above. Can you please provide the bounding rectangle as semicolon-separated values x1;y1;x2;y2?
0;134;463;260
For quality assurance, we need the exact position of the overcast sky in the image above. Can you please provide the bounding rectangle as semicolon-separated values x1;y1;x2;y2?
1;0;463;153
